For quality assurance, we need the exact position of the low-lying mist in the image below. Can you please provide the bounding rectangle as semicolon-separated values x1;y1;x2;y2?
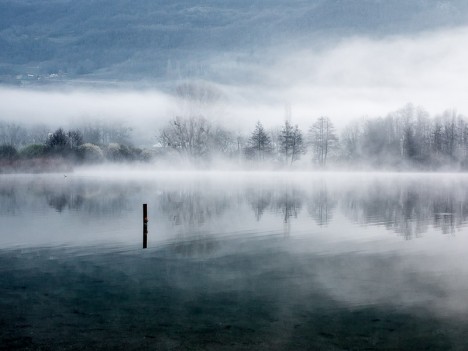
2;102;468;172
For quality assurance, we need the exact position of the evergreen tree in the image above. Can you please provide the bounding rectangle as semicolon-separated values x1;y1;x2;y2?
245;121;273;160
46;128;70;153
279;121;305;164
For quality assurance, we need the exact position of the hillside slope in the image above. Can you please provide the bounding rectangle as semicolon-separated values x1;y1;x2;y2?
1;0;467;85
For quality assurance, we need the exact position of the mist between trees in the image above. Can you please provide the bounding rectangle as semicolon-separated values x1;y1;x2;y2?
1;103;468;172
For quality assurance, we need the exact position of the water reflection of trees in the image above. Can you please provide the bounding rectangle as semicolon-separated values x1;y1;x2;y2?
245;184;337;226
272;187;304;236
341;180;468;238
0;178;136;216
47;192;84;212
44;183;134;216
3;176;468;239
245;186;305;224
246;188;272;221
307;183;336;226
158;190;230;227
431;190;468;235
271;187;303;224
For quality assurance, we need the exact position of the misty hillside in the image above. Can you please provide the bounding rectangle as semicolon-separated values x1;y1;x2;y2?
1;0;468;86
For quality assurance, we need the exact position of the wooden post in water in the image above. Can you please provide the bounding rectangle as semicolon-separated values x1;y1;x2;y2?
143;204;148;249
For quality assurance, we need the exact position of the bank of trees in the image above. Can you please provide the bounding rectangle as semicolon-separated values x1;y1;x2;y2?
157;117;320;166
156;104;468;169
3;103;468;170
0;121;132;149
0;122;144;169
339;105;468;168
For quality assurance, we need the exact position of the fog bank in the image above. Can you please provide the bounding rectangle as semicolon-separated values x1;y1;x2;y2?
1;26;468;132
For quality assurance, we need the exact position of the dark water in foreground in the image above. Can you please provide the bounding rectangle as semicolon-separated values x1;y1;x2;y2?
2;172;468;350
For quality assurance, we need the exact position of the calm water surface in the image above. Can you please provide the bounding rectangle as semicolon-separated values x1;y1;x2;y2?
2;171;468;350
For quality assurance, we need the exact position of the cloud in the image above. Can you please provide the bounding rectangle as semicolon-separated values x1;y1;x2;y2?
0;87;174;125
1;26;468;133
228;26;468;126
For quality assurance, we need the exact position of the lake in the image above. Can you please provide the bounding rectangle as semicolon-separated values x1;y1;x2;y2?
2;171;468;350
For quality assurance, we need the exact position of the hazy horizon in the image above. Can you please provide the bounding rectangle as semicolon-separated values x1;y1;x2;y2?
1;1;468;134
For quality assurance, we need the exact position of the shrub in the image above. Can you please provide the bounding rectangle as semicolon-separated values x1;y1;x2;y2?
140;149;154;162
19;144;48;159
77;143;104;163
105;143;123;161
105;143;141;162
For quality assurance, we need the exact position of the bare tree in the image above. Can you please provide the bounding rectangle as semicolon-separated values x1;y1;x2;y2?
210;127;236;157
309;117;337;166
159;116;212;158
340;120;362;161
158;80;227;160
28;124;50;144
0;122;28;147
78;121;132;145
68;130;83;149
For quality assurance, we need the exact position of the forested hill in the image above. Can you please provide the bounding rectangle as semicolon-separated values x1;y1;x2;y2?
1;0;468;85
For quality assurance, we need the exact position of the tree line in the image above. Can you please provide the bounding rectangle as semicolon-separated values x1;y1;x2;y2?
0;121;147;170
156;104;468;169
2;103;468;170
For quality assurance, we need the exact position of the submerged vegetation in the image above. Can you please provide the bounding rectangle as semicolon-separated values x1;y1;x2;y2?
1;103;468;172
